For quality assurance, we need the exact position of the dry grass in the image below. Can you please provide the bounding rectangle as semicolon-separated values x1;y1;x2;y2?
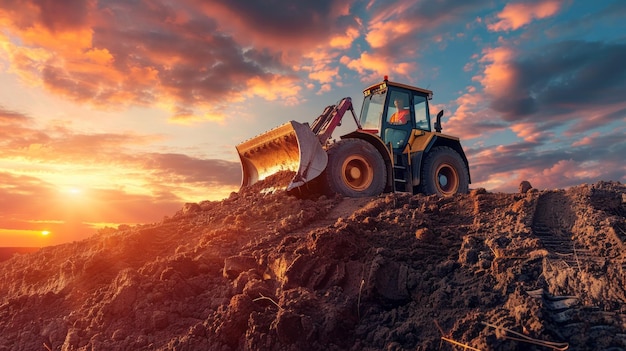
435;320;482;351
253;293;282;310
481;322;569;350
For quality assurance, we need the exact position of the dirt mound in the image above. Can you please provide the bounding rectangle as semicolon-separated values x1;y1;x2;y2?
0;181;625;350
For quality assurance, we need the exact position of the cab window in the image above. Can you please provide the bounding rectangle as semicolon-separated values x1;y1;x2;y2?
360;92;385;130
413;94;430;130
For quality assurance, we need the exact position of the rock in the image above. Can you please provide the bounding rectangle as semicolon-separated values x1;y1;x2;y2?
519;180;533;193
182;203;201;214
223;255;259;279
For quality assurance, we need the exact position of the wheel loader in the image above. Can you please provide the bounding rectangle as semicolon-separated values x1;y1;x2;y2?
236;77;471;197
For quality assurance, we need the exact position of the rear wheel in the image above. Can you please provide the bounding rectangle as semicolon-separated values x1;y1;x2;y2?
421;146;469;196
323;139;386;197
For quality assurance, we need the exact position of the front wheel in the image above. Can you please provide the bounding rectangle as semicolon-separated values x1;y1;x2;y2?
322;139;386;197
421;146;469;196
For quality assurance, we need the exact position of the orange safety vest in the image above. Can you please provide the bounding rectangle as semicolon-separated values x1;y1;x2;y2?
390;109;409;124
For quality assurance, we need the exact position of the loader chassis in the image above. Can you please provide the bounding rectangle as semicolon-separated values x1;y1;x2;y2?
357;80;470;195
236;79;471;197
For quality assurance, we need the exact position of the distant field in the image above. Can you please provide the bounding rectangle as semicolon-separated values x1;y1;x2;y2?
0;247;40;262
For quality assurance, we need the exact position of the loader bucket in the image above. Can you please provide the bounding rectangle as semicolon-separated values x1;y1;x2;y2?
236;121;328;191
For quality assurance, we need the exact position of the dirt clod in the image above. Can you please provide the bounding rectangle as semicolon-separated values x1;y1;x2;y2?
519;180;533;193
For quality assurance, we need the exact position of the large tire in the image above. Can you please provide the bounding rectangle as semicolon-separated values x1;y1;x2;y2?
323;139;386;197
421;146;469;196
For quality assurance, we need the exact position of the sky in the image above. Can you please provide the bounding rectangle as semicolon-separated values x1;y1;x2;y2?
0;0;624;247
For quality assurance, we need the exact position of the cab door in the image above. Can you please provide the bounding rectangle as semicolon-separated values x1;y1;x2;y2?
382;89;413;154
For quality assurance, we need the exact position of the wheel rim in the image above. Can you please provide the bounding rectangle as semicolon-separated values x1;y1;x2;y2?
435;164;459;196
341;155;374;191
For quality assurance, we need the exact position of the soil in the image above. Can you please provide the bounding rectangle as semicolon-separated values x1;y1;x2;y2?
0;174;625;351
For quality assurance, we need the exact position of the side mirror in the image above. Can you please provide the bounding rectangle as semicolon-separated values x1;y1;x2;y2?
434;110;444;133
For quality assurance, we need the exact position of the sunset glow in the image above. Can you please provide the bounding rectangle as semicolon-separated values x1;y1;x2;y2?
0;1;624;247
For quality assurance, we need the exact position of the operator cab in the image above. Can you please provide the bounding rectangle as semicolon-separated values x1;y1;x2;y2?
359;78;433;153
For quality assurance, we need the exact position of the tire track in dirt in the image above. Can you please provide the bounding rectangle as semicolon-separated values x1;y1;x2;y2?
533;192;603;270
532;190;626;349
531;191;591;331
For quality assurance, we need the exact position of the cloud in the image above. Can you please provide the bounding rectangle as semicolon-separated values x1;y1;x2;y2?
545;2;626;37
467;126;626;192
0;108;241;199
0;172;55;211
0;0;492;124
443;88;506;140
365;18;414;50
0;107;52;151
364;0;486;52
452;20;626;192
308;66;340;85
488;0;562;32
474;40;626;131
19;0;94;32
142;153;241;186
0;169;186;245
0;0;362;123
192;0;355;50
509;123;553;144
340;0;487;83
329;27;360;49
342;52;413;82
0;106;31;123
0;109;242;244
244;75;303;105
571;132;600;147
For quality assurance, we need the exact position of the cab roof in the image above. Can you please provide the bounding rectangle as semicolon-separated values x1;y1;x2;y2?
363;79;433;99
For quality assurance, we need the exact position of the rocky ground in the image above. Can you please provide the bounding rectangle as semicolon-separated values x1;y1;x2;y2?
0;175;625;350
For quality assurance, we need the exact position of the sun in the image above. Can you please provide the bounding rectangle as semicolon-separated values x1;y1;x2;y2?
41;230;50;236
65;187;82;195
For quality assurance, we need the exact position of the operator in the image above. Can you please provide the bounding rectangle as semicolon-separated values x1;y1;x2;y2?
390;97;409;124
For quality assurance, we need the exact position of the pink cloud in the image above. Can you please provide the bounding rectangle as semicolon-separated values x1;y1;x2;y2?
467;134;626;193
476;46;518;97
245;75;303;105
308;67;340;85
509;122;553;143
564;102;626;135
539;159;606;187
444;89;507;140
329;27;360;49
488;0;562;32
365;20;414;49
471;154;576;193
571;132;601;147
342;52;413;83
